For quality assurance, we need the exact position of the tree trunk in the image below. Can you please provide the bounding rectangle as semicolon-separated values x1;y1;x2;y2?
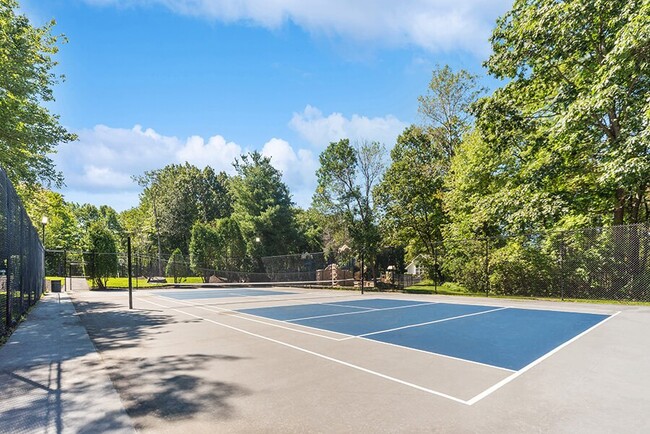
613;188;626;225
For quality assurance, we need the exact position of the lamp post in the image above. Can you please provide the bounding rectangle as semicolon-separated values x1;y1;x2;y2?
41;216;48;247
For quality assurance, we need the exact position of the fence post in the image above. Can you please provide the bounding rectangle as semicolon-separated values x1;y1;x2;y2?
360;251;365;295
484;238;490;297
433;244;438;294
560;232;566;301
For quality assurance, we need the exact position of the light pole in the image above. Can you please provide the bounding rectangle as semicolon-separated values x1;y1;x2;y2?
41;216;48;247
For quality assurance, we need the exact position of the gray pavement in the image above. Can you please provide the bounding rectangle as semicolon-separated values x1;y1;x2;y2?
2;283;650;433
0;286;135;433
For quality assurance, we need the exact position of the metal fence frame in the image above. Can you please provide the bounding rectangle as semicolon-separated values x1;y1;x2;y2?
1;167;45;338
428;223;650;302
41;220;650;302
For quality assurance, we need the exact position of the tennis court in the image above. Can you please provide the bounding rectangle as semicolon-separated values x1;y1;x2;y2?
237;299;611;371
70;286;649;432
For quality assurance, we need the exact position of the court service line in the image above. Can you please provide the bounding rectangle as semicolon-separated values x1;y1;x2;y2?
138;297;470;405
465;311;622;406
150;294;351;341
160;295;515;371
320;302;376;311
286;302;438;322
355;333;516;372
343;306;510;340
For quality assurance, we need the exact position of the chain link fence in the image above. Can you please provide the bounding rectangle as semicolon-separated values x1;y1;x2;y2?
433;223;650;301
42;221;649;301
1;168;45;338
46;249;345;289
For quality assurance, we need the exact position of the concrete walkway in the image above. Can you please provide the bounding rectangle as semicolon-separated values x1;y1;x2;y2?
0;290;135;433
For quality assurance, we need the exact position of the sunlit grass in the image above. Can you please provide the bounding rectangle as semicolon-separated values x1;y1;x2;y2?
87;276;204;289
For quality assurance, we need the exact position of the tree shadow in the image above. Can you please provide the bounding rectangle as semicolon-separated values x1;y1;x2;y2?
104;353;250;428
72;299;196;352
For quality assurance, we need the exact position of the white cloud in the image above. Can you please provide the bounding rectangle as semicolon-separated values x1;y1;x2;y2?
175;135;244;173
52;124;320;210
289;105;407;148
53;125;241;210
261;138;318;206
81;0;511;55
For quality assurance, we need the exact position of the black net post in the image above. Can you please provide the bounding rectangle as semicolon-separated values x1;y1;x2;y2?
127;236;133;309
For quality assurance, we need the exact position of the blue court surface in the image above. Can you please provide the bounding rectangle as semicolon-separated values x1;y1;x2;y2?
155;288;295;300
239;299;610;371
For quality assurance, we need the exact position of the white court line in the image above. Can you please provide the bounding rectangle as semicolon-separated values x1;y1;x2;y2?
150;294;350;341
138;294;620;405
138;297;470;405
354;333;516;372
344;307;510;340
465;311;622;405
286;302;438;322
172;296;516;371
320;302;376;310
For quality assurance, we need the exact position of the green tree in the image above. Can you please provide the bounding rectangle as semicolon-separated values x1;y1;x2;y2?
165;248;188;283
189;221;220;282
314;139;385;282
375;126;446;277
17;184;80;250
293;208;324;253
418;65;485;161
212;217;247;271
0;0;76;187
84;222;117;290
230;151;300;262
119;205;153;256
479;0;650;226
135;164;232;255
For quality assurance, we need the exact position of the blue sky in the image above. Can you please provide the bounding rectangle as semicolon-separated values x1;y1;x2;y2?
21;0;511;211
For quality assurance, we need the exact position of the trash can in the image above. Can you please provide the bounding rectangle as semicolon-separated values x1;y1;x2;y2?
51;279;62;293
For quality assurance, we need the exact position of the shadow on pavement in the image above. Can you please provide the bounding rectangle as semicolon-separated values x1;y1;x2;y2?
106;354;250;428
73;300;179;352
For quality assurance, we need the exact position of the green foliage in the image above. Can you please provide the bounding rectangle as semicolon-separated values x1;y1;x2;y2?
314;139;384;265
293;207;324;252
230;151;300;261
212;217;247;270
376;125;446;264
135;163;233;255
71;202;124;248
418;65;485;160
16;184;80;249
84;222;118;290
165;248;188;283
479;0;650;226
0;0;76;187
189;222;220;281
119;205;152;254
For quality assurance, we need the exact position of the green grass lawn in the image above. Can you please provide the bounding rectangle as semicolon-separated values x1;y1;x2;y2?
88;276;204;289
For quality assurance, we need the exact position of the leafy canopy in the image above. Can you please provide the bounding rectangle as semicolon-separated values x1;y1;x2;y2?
0;0;76;187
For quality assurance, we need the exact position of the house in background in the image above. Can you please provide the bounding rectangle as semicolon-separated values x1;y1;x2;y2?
405;254;425;276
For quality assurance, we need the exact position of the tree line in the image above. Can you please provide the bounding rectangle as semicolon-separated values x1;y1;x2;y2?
2;0;649;294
